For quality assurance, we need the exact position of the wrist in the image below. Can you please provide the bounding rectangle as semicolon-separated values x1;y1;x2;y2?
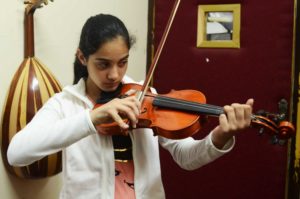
90;109;105;126
211;126;234;149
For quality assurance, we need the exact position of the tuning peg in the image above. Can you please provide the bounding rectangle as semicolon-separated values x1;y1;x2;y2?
278;139;286;146
258;127;264;135
256;109;267;116
23;0;53;6
269;135;286;145
270;135;279;145
42;0;55;5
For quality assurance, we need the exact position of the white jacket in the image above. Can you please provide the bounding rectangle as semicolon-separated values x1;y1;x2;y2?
7;77;234;199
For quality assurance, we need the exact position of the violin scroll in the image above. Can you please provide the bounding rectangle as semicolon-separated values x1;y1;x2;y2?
251;109;295;143
277;121;295;139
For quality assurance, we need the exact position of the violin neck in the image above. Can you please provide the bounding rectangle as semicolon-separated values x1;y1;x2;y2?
153;95;223;117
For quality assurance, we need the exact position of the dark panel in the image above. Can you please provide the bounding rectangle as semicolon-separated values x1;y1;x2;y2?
153;0;294;198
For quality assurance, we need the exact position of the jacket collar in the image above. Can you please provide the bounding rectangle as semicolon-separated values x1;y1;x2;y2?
63;78;94;108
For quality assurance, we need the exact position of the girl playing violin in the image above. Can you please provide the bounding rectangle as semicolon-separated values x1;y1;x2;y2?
7;14;253;199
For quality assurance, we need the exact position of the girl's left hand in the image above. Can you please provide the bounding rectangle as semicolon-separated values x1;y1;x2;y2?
211;98;254;149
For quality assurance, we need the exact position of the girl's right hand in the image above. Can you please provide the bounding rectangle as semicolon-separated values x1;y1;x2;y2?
90;95;141;134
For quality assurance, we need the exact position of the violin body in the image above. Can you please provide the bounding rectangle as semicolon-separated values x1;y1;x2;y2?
137;84;206;139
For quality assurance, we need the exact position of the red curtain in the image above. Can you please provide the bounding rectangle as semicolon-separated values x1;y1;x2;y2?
153;0;294;198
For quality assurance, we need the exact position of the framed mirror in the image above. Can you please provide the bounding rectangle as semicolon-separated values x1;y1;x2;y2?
197;4;241;48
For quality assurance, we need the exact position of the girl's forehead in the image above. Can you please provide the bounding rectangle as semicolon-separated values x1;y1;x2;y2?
95;37;129;56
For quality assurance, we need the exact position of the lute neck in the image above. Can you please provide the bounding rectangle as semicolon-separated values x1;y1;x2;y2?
24;9;35;58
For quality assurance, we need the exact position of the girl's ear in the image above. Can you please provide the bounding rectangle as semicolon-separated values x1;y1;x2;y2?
76;49;87;66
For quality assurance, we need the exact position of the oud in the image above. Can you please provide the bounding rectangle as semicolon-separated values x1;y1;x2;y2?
1;0;62;178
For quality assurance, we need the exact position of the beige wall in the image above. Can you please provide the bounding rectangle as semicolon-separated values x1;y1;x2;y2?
0;0;148;198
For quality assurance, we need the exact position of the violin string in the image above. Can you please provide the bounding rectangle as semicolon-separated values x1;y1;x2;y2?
152;95;283;134
156;95;223;110
153;95;259;120
155;95;286;133
154;95;224;115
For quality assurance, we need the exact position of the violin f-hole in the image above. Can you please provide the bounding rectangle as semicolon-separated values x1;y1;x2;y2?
141;107;147;114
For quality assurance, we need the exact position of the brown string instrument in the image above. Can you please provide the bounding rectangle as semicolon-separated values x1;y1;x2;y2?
95;83;295;140
1;0;62;179
94;0;295;140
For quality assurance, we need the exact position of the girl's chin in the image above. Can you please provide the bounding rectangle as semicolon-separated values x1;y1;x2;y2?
100;84;120;92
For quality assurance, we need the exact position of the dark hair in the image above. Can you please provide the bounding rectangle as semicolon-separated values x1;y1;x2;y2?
73;14;134;84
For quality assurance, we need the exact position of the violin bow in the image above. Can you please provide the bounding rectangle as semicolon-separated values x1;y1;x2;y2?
137;0;181;102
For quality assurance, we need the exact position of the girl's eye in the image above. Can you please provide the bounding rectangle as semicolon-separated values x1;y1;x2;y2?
96;62;110;69
119;60;128;67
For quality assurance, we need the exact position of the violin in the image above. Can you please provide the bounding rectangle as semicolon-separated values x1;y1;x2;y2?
94;0;295;140
94;83;295;140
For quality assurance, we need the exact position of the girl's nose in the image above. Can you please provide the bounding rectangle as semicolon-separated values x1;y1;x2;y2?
107;65;119;80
